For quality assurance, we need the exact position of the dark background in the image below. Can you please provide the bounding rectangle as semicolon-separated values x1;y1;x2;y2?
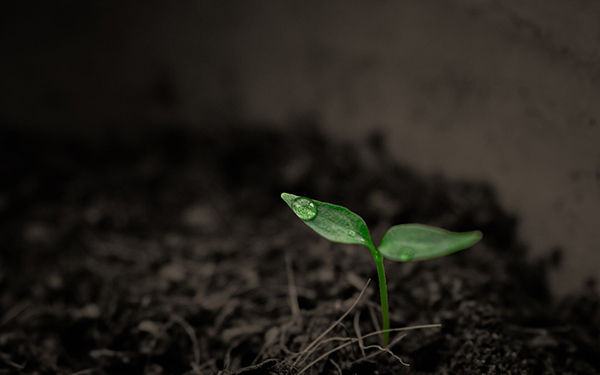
2;0;599;294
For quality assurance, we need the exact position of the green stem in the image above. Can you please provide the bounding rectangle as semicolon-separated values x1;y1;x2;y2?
373;251;390;345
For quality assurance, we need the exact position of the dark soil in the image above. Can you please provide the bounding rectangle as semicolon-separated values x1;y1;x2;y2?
1;126;598;374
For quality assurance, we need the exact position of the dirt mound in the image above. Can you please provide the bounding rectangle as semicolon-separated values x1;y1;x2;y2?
0;127;598;374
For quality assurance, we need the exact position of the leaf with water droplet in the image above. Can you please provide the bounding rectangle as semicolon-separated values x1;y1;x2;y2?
378;224;482;262
281;193;375;250
290;197;318;221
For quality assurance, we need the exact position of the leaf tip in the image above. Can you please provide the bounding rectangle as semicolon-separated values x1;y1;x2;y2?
280;192;297;206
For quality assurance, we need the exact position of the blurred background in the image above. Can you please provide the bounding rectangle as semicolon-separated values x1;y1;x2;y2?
2;0;599;295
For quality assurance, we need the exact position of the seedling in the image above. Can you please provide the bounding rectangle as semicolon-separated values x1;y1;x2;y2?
281;193;482;345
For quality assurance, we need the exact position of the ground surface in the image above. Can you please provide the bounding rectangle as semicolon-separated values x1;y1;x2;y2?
0;128;598;374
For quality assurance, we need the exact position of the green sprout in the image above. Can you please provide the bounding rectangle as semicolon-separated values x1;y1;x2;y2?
281;193;482;345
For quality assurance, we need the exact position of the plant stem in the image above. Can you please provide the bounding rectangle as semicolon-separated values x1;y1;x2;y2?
373;252;390;345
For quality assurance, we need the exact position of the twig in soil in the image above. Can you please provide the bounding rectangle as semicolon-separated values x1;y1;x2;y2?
285;254;301;319
361;343;408;366
0;352;26;371
367;303;381;333
297;340;355;375
329;358;343;375
170;315;201;367
297;331;410;375
251;326;281;365
350;330;406;365
293;279;371;366
296;325;440;369
222;338;246;372
278;323;294;355
353;311;366;358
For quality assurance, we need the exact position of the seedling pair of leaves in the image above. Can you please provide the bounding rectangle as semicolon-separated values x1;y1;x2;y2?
281;193;482;345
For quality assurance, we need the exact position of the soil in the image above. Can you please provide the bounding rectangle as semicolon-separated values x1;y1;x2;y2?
0;126;598;375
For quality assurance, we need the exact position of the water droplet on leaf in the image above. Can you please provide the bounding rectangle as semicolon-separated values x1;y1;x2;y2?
398;248;414;262
348;230;356;237
291;197;318;221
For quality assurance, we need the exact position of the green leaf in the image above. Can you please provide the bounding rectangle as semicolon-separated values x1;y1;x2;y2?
281;193;375;250
378;224;482;262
